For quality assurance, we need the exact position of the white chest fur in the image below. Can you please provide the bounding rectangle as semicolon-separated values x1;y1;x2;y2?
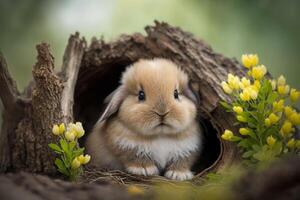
114;133;201;168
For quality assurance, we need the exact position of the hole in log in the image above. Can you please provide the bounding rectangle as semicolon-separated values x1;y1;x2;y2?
74;60;221;176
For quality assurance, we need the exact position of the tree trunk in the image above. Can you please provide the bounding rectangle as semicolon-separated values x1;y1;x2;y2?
0;21;243;190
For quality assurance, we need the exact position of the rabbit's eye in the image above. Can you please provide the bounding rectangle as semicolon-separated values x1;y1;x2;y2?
138;90;146;101
174;89;179;99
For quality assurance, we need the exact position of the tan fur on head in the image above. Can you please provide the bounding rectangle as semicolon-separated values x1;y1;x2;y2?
117;58;198;136
86;58;202;181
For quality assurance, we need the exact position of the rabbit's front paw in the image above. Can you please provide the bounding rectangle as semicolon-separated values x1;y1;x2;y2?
164;170;194;181
126;165;159;176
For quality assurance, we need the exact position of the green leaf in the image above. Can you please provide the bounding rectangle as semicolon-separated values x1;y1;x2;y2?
58;168;69;176
73;147;85;157
48;143;62;153
61;156;71;168
272;142;283;156
55;158;69;176
242;151;254;158
60;139;69;153
220;101;231;111
252;144;261;151
267;92;278;104
238;140;251;149
69;141;76;151
248;132;258;140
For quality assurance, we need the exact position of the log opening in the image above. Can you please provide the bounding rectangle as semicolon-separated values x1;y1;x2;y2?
73;59;221;176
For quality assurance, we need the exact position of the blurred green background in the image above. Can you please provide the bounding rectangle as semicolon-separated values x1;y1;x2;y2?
0;0;299;91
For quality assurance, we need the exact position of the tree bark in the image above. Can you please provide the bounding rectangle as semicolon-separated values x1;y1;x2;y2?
1;33;86;173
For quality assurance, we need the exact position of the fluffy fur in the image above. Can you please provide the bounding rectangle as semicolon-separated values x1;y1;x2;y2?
86;58;202;180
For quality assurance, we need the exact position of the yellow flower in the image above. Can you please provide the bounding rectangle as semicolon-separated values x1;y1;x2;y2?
77;154;91;165
287;139;295;148
249;88;258;100
127;185;145;196
251;65;267;80
221;81;233;94
277;85;290;95
280;121;293;136
253;80;261;91
71;157;81;169
241;54;259;69
239;77;251;89
69;122;85;138
273;99;284;112
265;118;271;127
65;130;76;141
84;155;91;164
237;115;247;122
239;128;250;136
290;88;300;102
221;130;234;140
52;124;60;136
269;113;279;125
233;106;243;114
52;123;65;136
240;89;251;101
277;75;286;86
284;106;294;118
59;123;65;134
266;136;276;146
227;74;240;90
289;112;300;125
269;79;276;90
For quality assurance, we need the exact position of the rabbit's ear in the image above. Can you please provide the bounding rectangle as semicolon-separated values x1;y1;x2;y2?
184;81;200;106
98;86;127;122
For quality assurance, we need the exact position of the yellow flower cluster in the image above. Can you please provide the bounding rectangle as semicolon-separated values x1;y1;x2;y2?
241;54;259;69
251;65;267;80
266;136;276;146
221;130;234;140
290;88;300;102
239;128;250;136
66;122;85;141
52;123;65;135
233;106;243;114
221;55;266;101
52;122;85;141
264;113;279;127
273;75;297;97
221;53;300;159
273;99;284;112
71;154;91;169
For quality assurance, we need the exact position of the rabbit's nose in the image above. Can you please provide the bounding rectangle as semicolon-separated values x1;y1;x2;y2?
154;111;169;118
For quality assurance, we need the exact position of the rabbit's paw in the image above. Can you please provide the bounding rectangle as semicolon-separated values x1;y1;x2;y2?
126;165;159;176
164;170;194;181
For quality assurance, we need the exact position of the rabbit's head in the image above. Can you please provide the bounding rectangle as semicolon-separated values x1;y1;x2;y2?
99;58;199;136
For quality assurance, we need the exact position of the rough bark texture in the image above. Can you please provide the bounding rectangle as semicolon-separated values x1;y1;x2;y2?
1;33;87;173
0;21;246;198
0;52;25;172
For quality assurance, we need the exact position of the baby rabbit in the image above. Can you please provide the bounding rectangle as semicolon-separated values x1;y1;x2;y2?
86;58;202;180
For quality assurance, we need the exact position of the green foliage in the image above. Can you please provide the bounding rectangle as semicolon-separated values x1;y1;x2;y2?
221;54;300;165
49;122;90;181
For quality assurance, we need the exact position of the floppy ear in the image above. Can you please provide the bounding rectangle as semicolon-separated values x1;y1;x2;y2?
183;81;200;106
98;86;127;123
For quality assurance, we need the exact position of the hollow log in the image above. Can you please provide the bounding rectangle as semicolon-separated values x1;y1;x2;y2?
0;21;244;190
